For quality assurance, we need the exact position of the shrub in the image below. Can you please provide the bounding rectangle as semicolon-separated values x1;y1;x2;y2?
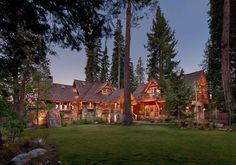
79;118;93;124
0;143;20;164
93;117;104;124
208;122;216;130
231;123;236;131
185;118;194;128
165;116;175;123
0;99;14;118
71;120;80;126
62;122;68;127
25;131;49;147
199;122;207;130
6;119;25;142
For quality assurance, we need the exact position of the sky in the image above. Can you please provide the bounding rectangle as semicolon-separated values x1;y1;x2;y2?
49;0;210;85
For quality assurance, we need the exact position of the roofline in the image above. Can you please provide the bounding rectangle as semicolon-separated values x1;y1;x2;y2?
53;83;73;87
184;70;204;76
144;79;158;93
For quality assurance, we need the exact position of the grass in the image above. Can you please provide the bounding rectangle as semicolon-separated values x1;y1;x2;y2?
25;124;236;165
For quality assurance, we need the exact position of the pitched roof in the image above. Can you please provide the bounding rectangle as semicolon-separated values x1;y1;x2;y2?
133;79;162;102
133;84;146;101
73;80;113;103
103;89;124;103
51;83;79;102
183;70;203;88
73;80;93;98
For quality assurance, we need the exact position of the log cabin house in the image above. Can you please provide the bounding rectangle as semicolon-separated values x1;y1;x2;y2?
51;80;115;122
32;70;209;126
183;70;209;121
102;89;137;122
49;80;139;123
133;79;166;121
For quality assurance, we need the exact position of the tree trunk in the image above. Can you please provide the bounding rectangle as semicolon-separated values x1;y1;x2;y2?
123;0;133;125
13;68;28;120
37;80;40;128
221;0;232;125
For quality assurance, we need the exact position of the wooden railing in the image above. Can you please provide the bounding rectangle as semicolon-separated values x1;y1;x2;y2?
205;113;229;124
141;93;162;100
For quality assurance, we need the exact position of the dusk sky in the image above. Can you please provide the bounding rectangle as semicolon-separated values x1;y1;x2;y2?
49;0;209;85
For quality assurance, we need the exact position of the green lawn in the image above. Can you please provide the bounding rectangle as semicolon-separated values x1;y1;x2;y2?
26;125;236;165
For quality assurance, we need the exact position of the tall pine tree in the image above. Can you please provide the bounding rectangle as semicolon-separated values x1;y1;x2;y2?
206;0;224;105
166;71;193;118
100;39;110;82
85;37;102;82
110;19;125;89
204;0;236;110
146;5;179;93
135;57;145;85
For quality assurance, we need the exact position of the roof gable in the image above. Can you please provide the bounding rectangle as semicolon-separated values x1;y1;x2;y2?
95;82;113;94
73;80;114;102
183;70;204;88
144;79;159;93
73;80;93;99
133;79;162;101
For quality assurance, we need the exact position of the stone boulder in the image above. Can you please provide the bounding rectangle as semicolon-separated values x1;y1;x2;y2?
9;148;47;165
28;148;47;159
47;109;61;128
8;153;30;165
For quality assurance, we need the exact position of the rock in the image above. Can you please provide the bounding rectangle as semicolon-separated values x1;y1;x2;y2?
47;109;61;128
9;153;30;165
9;148;47;165
28;148;47;159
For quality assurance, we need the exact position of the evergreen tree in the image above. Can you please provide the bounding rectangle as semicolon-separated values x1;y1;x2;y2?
100;39;110;82
110;19;125;89
85;37;102;82
0;28;50;119
205;0;224;105
204;0;236;110
135;57;145;85
0;0;116;120
166;71;193;118
146;5;179;89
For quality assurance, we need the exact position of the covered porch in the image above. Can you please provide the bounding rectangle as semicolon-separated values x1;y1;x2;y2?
134;99;166;121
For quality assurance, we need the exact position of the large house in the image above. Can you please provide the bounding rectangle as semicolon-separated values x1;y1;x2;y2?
31;70;209;126
45;79;137;123
51;80;114;121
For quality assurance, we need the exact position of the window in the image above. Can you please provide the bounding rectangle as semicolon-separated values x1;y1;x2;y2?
102;88;111;95
147;87;160;96
87;102;94;109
